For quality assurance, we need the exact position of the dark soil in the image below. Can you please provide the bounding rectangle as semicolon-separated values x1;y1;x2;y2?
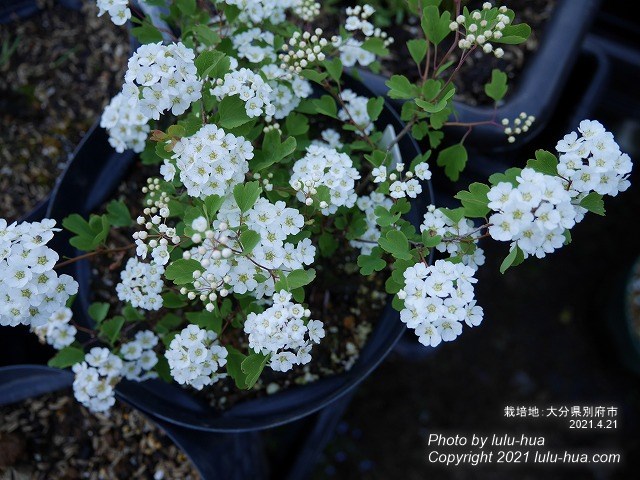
382;0;557;106
0;389;200;479
87;160;387;411
0;0;129;221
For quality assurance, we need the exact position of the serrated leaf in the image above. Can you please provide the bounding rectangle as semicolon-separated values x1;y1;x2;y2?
484;69;508;102
378;230;412;261
386;75;419;99
357;247;387;275
299;69;328;84
233;181;262;213
165;259;202;285
312;95;338;118
527;150;558;176
579;192;606;216
421;5;451;46
361;37;389;56
106;200;132;227
48;347;85;368
226;346;248;389
131;23;163;44
493;23;531;44
421;232;442;248
454;182;491;218
323;57;342;81
407;38;428;65
489;167;522;186
436;143;467;181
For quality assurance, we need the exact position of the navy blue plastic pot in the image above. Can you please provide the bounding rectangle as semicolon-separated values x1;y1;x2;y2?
45;76;433;478
356;0;602;154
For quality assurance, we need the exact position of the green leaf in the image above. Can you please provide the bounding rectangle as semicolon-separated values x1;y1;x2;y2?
323;58;342;81
441;207;465;224
579;192;606;216
218;96;252;129
454;182;491;218
421;232;442;248
239;229;261;254
286;269;316;290
415;87;454;113
436;143;467;181
484;69;508;102
312;95;338;118
318;231;339;257
285;113;309;136
226;346;248;389
385;75;419;99
374;206;401;227
233;181;262;212
48;347;85;368
493;23;531;44
88;302;110;324
122;304;144;321
500;245;525;274
299;69;328;84
241;353;269;389
204;194;225;220
191;25;220;46
421;5;452;46
366;97;385;122
185;311;222;333
378;230;412;261
527;150;558;176
361;37;389;56
175;0;196;15
101;316;125;345
407;38;428;65
155;357;172;382
165;259;202;285
489;167;522;186
162;292;188;308
62;214;110;251
131;23;163;44
106;200;132;227
357;247;387;275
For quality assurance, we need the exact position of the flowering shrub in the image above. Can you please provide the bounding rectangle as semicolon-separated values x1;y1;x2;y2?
0;1;632;413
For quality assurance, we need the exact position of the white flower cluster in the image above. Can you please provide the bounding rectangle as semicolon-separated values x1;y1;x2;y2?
232;28;276;64
556;120;632;197
223;0;293;25
165;325;228;390
132;178;181;264
122;42;202;120
339;38;375;68
261;65;312;120
96;0;130;26
244;290;325;372
120;330;160;381
0;219;78;328
501;112;535;143
338;89;374;136
450;3;510;58
350;192;393;255
116;258;165;311
290;145;360;215
33;307;77;350
72;347;123;413
212;68;275;119
185;196;315;304
100;91;150;153
279;29;334;74
373;161;431;199
164;124;253;199
342;4;393;64
489;121;632;258
398;260;483;347
421;206;486;270
293;0;320;21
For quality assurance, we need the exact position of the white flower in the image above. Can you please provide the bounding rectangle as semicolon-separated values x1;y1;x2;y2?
116;258;165;311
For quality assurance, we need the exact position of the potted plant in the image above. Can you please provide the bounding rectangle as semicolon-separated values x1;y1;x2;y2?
0;1;633;478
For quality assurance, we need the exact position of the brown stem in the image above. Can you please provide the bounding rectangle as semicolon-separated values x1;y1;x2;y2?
54;244;135;269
